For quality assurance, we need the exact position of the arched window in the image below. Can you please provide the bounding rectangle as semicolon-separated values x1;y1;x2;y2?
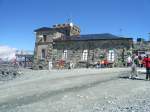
62;50;67;60
82;50;88;61
108;50;114;62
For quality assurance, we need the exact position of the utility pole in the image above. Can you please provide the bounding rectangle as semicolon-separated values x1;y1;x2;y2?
148;33;150;41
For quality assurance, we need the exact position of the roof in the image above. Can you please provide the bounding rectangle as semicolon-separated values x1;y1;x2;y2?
55;33;132;41
79;33;123;39
34;27;53;32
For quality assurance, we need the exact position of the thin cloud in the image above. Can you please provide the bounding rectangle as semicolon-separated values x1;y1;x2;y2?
0;45;16;61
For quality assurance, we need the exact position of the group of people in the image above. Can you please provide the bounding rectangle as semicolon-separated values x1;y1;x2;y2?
127;55;143;67
96;60;109;68
129;54;150;80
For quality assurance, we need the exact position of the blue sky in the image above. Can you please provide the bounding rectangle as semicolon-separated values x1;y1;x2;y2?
0;0;150;51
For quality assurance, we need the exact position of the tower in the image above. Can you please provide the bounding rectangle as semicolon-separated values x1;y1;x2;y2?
52;22;80;36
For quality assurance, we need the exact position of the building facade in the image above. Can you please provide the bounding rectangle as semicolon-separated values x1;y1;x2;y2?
33;23;133;69
133;38;150;57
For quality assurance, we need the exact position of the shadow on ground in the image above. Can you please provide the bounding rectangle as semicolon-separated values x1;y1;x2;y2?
119;76;146;81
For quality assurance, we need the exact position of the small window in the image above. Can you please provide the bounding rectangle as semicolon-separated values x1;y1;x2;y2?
62;50;67;60
43;35;47;42
41;49;46;59
82;50;88;61
65;30;69;35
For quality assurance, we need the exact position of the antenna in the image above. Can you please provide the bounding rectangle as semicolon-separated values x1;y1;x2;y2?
148;33;150;41
67;14;73;23
67;18;72;23
119;28;123;36
67;14;73;27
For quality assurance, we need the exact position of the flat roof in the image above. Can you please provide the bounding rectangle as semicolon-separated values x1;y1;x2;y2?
54;33;132;41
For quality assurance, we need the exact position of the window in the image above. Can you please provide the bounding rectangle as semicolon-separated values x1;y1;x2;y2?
41;49;46;59
108;50;114;62
37;35;43;42
43;35;47;42
62;50;67;60
82;50;88;61
38;35;43;38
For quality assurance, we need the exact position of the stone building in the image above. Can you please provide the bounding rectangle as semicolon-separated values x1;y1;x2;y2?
33;23;133;69
133;38;150;57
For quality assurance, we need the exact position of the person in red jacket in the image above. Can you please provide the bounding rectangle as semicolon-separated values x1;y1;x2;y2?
143;54;150;80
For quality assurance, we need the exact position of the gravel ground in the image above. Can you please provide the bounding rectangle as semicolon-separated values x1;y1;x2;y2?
0;67;150;112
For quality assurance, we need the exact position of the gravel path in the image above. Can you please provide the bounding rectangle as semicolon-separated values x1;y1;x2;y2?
0;68;150;112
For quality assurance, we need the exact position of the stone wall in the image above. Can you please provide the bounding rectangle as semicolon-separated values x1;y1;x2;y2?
33;30;56;69
51;39;132;68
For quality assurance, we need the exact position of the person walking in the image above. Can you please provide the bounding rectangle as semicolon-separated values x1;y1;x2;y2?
127;56;132;67
143;54;150;80
129;60;138;79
